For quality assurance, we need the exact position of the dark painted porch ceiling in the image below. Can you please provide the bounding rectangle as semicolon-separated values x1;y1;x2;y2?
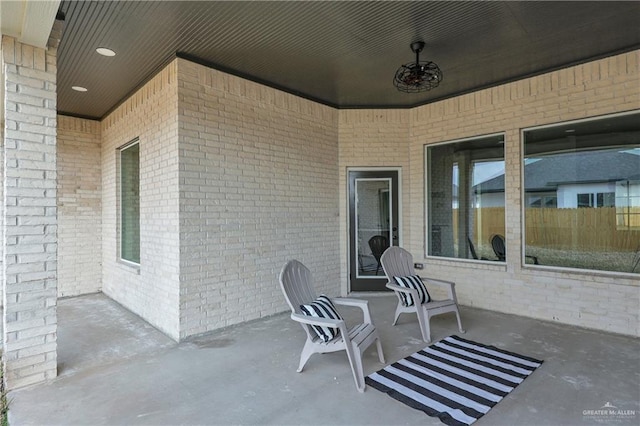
56;1;640;120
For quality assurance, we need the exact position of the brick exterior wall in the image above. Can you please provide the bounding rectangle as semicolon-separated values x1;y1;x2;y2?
177;59;339;338
57;116;101;297
100;62;181;340
1;22;62;389
52;50;639;353
340;50;640;336
338;110;411;296
92;58;340;340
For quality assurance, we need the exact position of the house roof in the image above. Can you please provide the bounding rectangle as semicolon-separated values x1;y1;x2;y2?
42;1;640;119
477;150;640;193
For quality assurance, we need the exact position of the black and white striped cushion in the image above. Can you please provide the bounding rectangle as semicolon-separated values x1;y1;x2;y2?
393;275;430;307
300;295;343;343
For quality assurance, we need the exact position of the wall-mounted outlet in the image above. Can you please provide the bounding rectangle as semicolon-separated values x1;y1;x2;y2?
414;263;424;270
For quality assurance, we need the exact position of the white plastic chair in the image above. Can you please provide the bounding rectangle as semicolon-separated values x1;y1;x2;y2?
279;259;385;392
381;246;465;342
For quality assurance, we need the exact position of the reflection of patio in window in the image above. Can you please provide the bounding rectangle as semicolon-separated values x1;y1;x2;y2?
356;180;391;276
616;180;640;230
426;134;505;261
523;111;640;273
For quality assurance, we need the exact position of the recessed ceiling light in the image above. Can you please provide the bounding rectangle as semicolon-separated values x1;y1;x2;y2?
72;86;88;92
96;47;116;57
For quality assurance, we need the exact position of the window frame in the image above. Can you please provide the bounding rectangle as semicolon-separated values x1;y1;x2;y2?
520;110;640;275
118;138;141;267
424;132;507;262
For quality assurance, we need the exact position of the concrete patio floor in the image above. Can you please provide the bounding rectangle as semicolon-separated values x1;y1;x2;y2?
9;293;640;426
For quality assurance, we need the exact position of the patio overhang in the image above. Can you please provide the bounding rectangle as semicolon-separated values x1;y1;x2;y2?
0;0;60;126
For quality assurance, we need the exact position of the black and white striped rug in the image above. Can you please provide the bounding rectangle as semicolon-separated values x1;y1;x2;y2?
365;335;543;426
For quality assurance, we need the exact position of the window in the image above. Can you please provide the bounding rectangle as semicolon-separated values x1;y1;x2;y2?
616;180;640;230
598;192;615;207
523;111;640;274
577;192;615;208
426;134;505;261
577;193;594;208
119;140;140;264
527;194;557;208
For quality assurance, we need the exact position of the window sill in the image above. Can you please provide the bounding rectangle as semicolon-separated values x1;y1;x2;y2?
117;259;141;275
521;263;639;284
424;256;508;270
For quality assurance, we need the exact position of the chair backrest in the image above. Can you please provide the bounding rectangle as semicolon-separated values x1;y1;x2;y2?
368;235;389;262
279;259;318;315
380;246;415;279
491;234;506;261
468;237;479;260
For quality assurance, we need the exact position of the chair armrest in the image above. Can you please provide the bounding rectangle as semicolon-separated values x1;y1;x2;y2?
290;313;344;328
525;255;540;264
421;277;455;287
386;282;422;306
386;282;418;294
332;297;368;308
421;277;458;302
332;298;372;324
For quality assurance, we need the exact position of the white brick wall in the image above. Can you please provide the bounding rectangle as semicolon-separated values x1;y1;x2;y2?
97;58;340;340
1;22;61;389
338;110;411;295
100;62;181;340
340;50;640;336
57;116;101;297
177;59;340;338
58;51;638;349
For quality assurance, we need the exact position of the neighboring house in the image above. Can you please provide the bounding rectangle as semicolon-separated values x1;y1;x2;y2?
474;150;640;209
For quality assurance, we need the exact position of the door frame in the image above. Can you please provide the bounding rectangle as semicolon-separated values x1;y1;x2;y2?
347;167;402;293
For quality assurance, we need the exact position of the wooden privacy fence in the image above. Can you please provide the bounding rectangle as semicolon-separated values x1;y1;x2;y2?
458;207;640;251
525;207;639;251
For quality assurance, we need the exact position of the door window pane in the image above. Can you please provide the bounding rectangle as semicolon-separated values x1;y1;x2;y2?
426;134;506;261
356;178;391;277
523;112;640;273
349;170;399;291
120;141;140;264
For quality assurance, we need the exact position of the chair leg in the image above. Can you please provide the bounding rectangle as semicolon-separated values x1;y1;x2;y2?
392;305;403;326
297;339;315;373
375;336;385;364
455;307;465;334
345;342;366;393
416;307;431;343
420;322;431;343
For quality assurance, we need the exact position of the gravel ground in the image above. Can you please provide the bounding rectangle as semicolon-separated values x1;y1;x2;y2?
473;244;640;273
526;246;639;273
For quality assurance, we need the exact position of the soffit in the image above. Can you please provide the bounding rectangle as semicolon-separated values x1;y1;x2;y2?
0;0;61;125
55;1;640;120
